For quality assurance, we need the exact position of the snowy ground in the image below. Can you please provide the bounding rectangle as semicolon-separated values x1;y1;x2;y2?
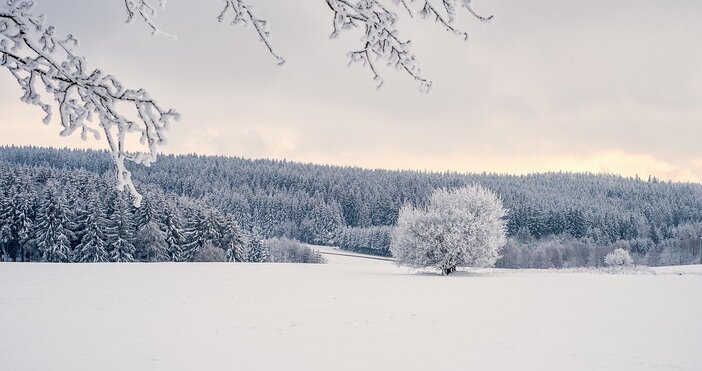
1;250;701;371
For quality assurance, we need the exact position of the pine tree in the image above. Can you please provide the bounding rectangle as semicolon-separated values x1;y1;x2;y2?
183;207;223;261
70;193;94;250
135;221;168;262
134;195;158;231
74;209;110;263
222;215;245;262
162;204;185;262
106;194;136;262
0;187;22;261
246;230;269;263
0;224;11;262
13;191;35;262
34;187;73;262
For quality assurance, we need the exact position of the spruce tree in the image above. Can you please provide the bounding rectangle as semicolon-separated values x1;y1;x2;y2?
162;204;185;262
107;194;136;262
246;230;269;263
222;215;246;262
183;207;223;261
135;221;168;262
134;195;158;231
34;187;73;262
75;210;110;263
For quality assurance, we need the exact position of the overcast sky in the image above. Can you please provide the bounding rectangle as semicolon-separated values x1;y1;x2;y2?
2;0;701;181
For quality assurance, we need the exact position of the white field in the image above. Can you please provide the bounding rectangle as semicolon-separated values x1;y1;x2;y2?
1;248;701;371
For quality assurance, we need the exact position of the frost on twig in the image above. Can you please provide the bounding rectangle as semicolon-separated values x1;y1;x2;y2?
326;0;493;92
1;0;180;207
124;0;175;38
123;0;285;65
122;0;491;91
218;0;285;65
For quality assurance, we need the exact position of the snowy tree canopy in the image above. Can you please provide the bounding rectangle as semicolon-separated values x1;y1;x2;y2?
604;248;633;268
391;185;507;275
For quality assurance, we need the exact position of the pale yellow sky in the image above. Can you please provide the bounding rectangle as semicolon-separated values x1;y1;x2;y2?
2;0;702;182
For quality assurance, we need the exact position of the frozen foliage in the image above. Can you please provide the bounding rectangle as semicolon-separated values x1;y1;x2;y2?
163;204;189;262
73;207;109;263
0;160;248;263
266;237;326;264
33;187;72;262
192;242;227;262
391;185;507;275
217;0;285;65
4;147;702;267
0;0;179;207
326;0;492;92
2;1;492;204
245;233;269;263
222;215;245;262
121;0;492;91
124;0;170;37
605;248;633;267
135;221;168;262
336;226;392;256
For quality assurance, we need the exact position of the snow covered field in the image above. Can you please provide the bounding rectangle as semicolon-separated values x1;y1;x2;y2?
1;250;701;371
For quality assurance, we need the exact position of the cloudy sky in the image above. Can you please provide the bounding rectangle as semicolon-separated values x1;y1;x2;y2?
2;0;701;181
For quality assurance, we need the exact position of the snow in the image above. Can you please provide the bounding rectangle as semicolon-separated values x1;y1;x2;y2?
1;253;701;370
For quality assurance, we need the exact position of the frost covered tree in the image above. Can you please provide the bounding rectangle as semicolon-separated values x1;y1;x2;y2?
1;0;492;205
604;248;633;268
162;204;185;262
222;215;246;262
192;242;227;262
0;189;34;261
33;186;73;262
0;224;11;261
0;1;179;207
134;196;158;231
246;231;269;263
391;185;507;275
74;208;110;263
134;221;168;262
183;208;224;261
106;195;136;262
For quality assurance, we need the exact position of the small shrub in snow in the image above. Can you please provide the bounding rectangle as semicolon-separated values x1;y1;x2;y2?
192;243;227;262
266;238;326;264
604;248;633;267
391;185;507;275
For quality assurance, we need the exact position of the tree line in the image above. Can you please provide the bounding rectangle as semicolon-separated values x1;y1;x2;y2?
0;161;268;263
1;146;702;266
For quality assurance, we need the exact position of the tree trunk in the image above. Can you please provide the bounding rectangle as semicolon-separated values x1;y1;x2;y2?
442;265;457;275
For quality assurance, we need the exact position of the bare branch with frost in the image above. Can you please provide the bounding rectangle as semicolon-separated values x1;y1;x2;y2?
325;0;493;92
218;0;285;65
0;0;179;207
121;0;491;91
124;0;170;37
123;0;285;65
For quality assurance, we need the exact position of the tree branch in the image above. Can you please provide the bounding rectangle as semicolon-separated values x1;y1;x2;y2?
1;1;179;207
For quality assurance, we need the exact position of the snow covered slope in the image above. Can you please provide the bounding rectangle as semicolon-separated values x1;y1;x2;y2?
1;256;701;370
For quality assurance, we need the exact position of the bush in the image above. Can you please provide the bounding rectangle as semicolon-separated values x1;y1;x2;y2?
192;243;227;262
604;248;633;267
391;185;507;275
266;237;326;264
